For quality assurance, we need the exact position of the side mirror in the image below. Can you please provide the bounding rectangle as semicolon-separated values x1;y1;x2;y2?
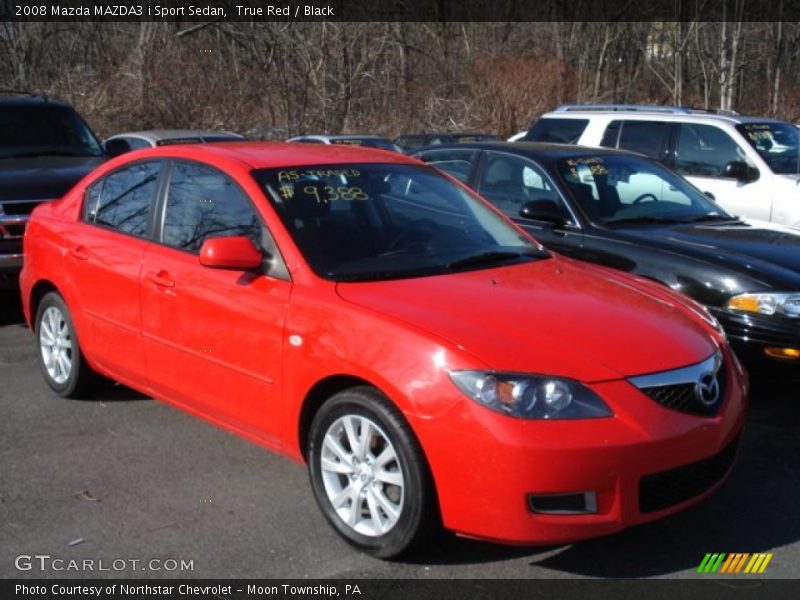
199;236;263;270
104;138;132;157
723;161;759;183
519;199;569;225
703;191;716;201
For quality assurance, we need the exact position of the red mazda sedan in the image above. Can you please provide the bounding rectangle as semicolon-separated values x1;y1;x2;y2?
20;143;747;557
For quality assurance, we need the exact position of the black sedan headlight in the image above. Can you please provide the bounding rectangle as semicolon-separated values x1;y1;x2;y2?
449;371;613;419
727;292;800;318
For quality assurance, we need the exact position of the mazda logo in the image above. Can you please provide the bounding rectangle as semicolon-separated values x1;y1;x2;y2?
695;371;720;406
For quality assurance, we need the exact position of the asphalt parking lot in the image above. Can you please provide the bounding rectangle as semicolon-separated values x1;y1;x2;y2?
1;287;798;579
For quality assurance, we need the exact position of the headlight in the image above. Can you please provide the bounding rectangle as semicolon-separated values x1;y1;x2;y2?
727;292;800;318
449;371;613;419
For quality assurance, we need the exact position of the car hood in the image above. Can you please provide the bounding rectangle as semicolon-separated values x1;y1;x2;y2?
335;258;717;382
614;218;800;283
0;155;104;201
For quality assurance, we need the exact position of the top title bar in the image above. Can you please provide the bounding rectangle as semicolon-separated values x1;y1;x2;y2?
4;0;800;22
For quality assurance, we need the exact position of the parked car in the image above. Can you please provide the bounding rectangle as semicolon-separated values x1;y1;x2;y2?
0;93;105;286
524;104;800;228
287;134;402;153
393;132;497;152
20;142;746;557
411;141;800;375
104;129;245;156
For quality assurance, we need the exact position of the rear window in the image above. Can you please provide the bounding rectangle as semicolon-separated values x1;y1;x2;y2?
525;119;588;144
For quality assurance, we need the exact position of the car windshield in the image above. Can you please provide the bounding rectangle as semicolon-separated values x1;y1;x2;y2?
736;122;800;175
256;163;547;281
555;154;733;226
0;105;104;158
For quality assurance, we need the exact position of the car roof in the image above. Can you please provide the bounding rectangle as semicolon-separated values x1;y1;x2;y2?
411;140;635;162
107;129;244;142
0;94;73;109
122;141;419;169
289;134;388;141
539;108;789;127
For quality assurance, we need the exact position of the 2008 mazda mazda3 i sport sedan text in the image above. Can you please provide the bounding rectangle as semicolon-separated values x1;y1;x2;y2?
19;143;747;558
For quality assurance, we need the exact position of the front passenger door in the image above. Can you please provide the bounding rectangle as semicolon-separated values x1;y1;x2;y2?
140;160;291;441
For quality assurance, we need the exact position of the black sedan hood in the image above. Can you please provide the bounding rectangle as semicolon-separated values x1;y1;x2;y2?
0;156;104;201
614;219;800;286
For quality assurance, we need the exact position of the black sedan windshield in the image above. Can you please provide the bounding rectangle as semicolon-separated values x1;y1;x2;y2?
736;122;799;175
556;154;733;226
0;105;104;158
256;163;545;281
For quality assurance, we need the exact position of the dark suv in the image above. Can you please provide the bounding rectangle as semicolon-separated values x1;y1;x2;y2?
0;93;105;286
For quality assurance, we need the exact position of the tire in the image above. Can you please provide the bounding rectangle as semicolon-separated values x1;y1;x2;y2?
34;292;97;398
307;387;437;558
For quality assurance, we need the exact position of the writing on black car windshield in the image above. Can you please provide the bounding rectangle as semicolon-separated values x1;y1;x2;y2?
557;155;733;226
256;163;545;281
0;105;104;158
736;122;800;175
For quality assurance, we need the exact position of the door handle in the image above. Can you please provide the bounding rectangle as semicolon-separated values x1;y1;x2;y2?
147;271;175;288
69;246;89;261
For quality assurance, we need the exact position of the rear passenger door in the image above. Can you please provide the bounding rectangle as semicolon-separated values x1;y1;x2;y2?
475;151;583;256
62;161;162;382
600;120;676;165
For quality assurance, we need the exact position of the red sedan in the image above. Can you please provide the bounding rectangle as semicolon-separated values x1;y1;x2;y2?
19;143;747;558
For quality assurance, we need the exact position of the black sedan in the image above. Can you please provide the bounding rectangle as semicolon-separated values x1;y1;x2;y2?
411;142;800;376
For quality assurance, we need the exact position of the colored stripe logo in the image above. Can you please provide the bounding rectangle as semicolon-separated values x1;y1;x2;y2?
697;553;773;574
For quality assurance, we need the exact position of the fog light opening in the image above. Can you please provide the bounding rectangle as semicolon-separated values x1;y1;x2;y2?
764;347;800;361
528;491;597;515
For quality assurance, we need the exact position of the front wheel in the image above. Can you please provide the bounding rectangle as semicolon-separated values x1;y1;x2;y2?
307;387;437;558
35;292;97;398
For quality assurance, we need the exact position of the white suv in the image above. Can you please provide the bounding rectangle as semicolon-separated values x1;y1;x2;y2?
524;104;800;228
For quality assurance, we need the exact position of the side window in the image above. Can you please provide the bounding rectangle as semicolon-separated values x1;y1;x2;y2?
616;121;671;160
478;153;565;220
676;124;748;178
416;149;478;183
162;161;262;253
525;118;588;144
83;161;159;238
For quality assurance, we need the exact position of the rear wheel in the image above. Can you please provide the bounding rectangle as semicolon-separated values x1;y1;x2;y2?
35;292;97;398
307;387;437;558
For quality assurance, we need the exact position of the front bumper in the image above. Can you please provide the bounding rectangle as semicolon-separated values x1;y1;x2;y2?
714;308;800;376
413;350;747;545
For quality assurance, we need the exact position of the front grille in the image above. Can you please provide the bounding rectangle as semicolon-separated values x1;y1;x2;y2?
640;363;726;417
639;435;739;514
0;200;40;215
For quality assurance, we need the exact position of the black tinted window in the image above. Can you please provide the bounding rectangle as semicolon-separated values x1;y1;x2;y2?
525;118;588;144
677;124;750;177
84;161;159;237
478;153;565;220
616;121;671;160
162;161;262;253
416;149;478;182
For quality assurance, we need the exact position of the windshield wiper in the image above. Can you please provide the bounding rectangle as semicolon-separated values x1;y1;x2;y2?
603;215;685;226
445;250;543;270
